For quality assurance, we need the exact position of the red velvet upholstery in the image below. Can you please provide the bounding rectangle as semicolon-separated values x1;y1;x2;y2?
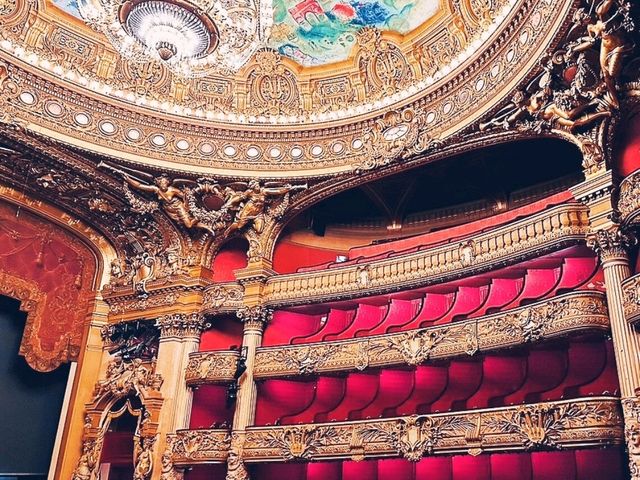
245;448;625;480
254;339;618;425
617;112;640;177
189;385;234;428
199;316;244;351
268;250;601;345
212;238;249;282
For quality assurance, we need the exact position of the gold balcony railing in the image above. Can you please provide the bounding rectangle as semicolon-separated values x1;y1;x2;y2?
186;290;608;383
171;397;621;465
263;204;590;307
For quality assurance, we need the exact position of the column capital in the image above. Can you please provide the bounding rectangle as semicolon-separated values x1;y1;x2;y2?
587;226;636;265
156;313;210;339
236;305;273;331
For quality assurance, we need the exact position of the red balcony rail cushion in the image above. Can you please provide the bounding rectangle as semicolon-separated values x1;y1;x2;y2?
349;191;574;260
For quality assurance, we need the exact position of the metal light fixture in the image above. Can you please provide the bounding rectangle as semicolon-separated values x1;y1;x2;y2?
79;0;272;77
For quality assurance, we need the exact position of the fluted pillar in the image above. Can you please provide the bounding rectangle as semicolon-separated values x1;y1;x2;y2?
152;313;208;480
588;226;640;476
233;306;272;430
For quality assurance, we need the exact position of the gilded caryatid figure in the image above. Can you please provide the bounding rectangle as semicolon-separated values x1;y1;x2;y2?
568;0;634;109
222;180;307;237
101;162;306;242
133;436;155;480
123;173;203;231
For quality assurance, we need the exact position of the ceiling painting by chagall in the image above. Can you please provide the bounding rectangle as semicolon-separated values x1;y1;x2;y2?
267;0;440;65
49;0;440;67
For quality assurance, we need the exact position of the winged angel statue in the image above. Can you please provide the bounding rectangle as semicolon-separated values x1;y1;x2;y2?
99;162;306;238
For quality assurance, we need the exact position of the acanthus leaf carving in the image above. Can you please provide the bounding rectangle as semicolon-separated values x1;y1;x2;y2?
360;415;475;461
252;425;340;461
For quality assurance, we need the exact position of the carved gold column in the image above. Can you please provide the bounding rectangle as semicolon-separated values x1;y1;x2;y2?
225;261;274;480
233;305;272;430
153;313;208;480
55;298;110;480
588;226;640;476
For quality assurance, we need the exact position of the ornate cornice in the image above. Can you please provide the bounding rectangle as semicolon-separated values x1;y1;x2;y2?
201;283;244;314
622;397;640;478
250;291;608;378
0;0;576;175
172;397;622;465
622;274;640;325
171;429;231;463
618;170;640;225
185;350;239;386
264;203;590;306
587;225;637;264
156;313;209;339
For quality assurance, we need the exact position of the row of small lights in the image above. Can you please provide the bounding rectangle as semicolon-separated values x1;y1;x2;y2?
0;0;517;126
18;90;367;158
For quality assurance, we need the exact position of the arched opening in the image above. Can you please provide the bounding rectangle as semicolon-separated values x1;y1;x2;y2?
273;138;583;273
0;296;70;479
98;396;144;479
212;237;250;282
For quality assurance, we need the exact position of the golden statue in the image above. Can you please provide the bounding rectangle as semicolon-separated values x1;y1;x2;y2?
133;437;154;480
123;174;201;230
569;0;634;109
223;180;307;237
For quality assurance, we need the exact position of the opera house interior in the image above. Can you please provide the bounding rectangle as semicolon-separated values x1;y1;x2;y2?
1;0;640;478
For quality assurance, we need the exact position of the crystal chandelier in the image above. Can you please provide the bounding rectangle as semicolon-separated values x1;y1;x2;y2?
79;0;272;76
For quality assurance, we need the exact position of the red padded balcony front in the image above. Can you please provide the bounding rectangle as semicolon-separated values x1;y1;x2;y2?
242;448;625;480
253;338;617;425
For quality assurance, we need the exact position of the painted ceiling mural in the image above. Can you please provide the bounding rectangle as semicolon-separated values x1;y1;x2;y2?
267;0;440;65
51;0;440;66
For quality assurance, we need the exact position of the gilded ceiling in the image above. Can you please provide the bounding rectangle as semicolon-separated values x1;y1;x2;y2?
0;0;589;175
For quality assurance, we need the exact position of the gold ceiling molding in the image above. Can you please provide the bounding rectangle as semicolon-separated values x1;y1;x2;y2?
251;291;608;378
263;203;591;306
170;397;622;465
0;0;573;175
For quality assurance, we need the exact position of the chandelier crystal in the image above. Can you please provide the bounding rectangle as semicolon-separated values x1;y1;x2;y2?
79;0;272;77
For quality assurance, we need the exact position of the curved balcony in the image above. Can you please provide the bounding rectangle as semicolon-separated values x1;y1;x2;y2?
172;397;621;465
263;204;590;307
246;292;609;382
618;170;640;225
186;350;239;386
623;273;640;325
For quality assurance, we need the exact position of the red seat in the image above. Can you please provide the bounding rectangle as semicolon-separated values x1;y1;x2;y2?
398;292;454;331
357;369;415;419
295;308;356;344
367;298;421;336
263;310;324;346
326;304;388;341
